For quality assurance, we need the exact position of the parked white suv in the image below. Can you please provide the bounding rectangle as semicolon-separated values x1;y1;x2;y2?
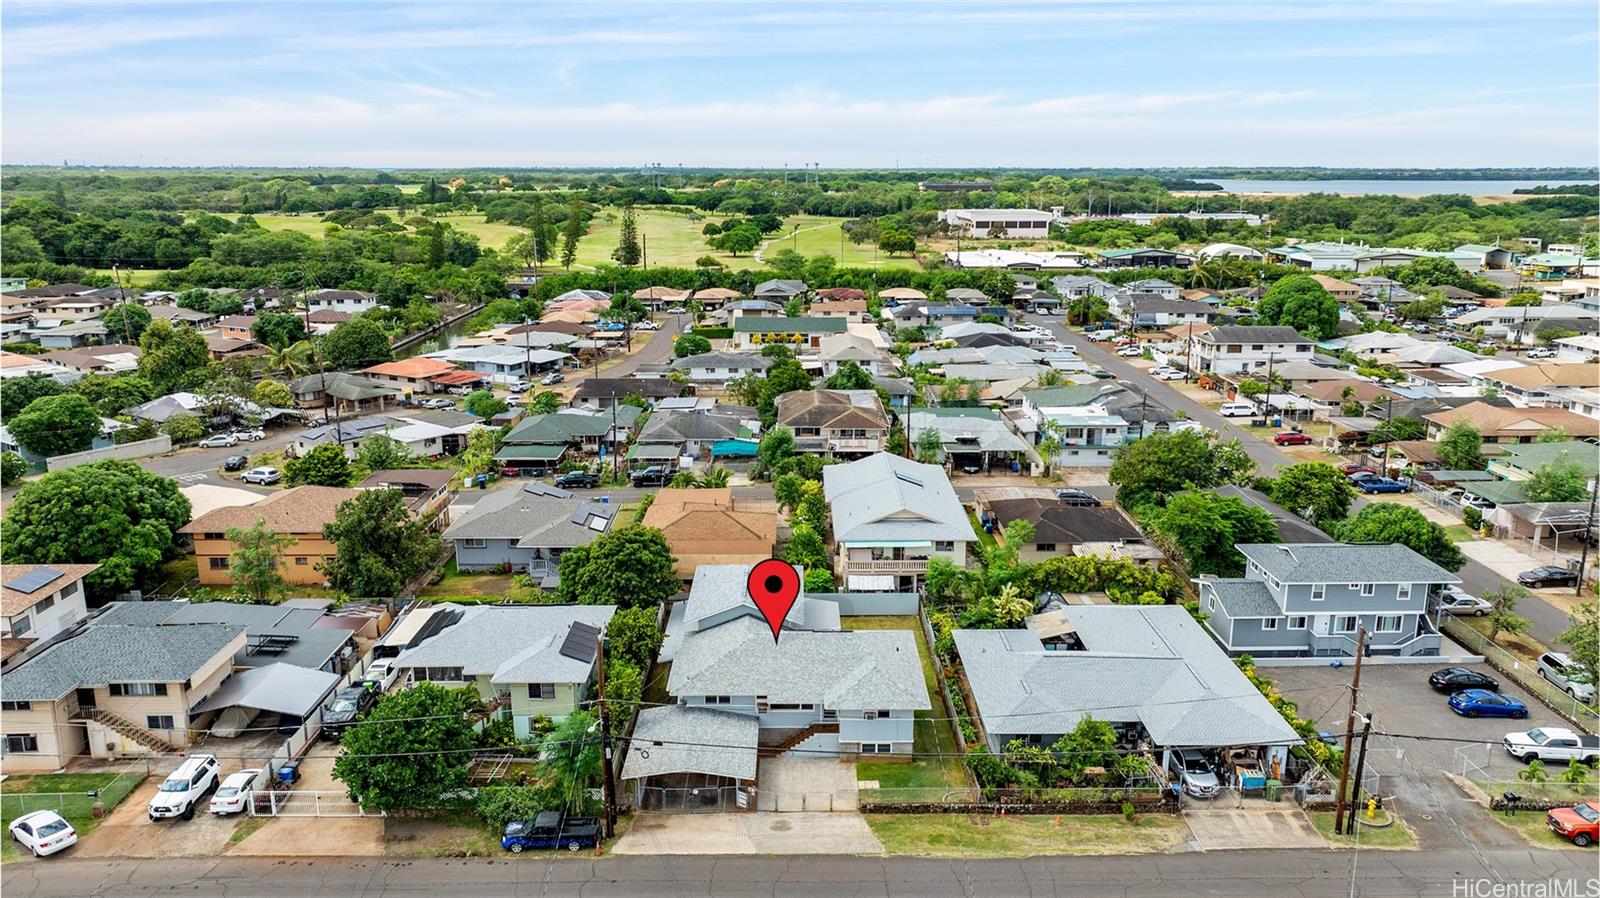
149;754;220;820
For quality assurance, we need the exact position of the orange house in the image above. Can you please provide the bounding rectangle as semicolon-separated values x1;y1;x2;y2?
179;486;359;586
640;488;778;579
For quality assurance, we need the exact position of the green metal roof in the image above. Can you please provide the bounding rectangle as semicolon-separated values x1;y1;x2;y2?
494;444;568;461
1493;441;1600;477
1461;480;1531;505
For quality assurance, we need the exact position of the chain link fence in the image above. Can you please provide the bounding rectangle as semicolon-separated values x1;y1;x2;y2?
1439;616;1599;726
0;770;147;823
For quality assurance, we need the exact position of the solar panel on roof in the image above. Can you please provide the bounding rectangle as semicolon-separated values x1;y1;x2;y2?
558;622;600;663
7;566;63;594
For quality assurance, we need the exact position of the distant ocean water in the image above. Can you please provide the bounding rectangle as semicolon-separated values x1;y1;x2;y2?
1204;179;1598;196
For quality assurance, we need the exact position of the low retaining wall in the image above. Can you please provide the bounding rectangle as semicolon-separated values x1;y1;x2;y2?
862;795;1172;815
809;591;918;616
1489;796;1577;813
46;435;172;471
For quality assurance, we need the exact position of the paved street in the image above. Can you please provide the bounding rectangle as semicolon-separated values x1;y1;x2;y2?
1022;314;1580;647
6;848;1595;897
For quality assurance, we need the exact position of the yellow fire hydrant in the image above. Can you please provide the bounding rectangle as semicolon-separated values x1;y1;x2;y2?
1365;797;1377;821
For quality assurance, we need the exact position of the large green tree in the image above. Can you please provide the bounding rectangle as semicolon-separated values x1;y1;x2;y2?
555;526;679;609
286;443;352;486
321;317;392;370
72;374;158;416
1108;429;1255;511
1145;491;1278;576
1557;602;1599;692
673;333;712;358
1436;420;1485;471
0;452;27;486
103;303;152;345
824;360;874;391
320;488;440;597
605;605;664;670
252;312;308;349
463;389;508;419
1268;462;1356;530
137;319;213;393
226;517;292;602
332;683;481;812
612;205;642;266
1334;503;1466;571
9;393;101;457
1524;453;1590;503
1;460;191;596
541;710;602;813
252;379;293;409
560;197;584;268
0;372;66;418
1255;275;1340;340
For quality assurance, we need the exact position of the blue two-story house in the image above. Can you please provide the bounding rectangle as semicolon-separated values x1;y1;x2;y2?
1195;543;1458;658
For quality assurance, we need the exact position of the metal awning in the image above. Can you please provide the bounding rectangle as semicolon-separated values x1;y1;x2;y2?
627;443;681;460
191;662;339;719
495;444;568;461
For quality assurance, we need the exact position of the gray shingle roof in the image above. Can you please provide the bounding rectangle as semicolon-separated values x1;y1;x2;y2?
637;406;755;444
1201;579;1282;617
503;406;642;444
391;604;616;685
822;454;977;545
1198;326;1313;345
670;352;772;371
442;487;615;548
731;317;846;334
621;705;758;781
668;616;930;710
1238;543;1459;584
955;605;1300;749
2;624;243;702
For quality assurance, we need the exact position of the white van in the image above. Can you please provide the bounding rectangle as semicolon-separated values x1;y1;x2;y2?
1219;402;1256;418
1086;329;1118;341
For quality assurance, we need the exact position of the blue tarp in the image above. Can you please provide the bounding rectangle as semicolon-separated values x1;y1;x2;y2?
710;439;758;458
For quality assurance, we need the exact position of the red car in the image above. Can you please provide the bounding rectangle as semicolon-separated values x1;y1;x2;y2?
1547;801;1599;847
1340;462;1373;476
1273;432;1313;446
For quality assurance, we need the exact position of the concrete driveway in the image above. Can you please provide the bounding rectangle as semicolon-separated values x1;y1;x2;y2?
756;756;859;812
612;812;883;855
77;777;243;858
1184;808;1326;850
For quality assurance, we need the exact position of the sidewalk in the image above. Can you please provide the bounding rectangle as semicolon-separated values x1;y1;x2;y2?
1459;540;1587;614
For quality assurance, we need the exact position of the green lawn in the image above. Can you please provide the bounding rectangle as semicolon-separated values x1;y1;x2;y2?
866;813;1188;858
572;207;764;272
1308;811;1419;850
1;772;145;861
91;268;169;287
968;512;997;549
774;216;922;270
210;210;523;251
1441;524;1480;543
418;557;542;603
844;616;971;794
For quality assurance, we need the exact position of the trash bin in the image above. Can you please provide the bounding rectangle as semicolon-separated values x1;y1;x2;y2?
1265;779;1282;802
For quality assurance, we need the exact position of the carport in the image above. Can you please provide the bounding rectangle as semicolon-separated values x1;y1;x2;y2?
191;662;339;738
623;706;758;813
494;443;567;475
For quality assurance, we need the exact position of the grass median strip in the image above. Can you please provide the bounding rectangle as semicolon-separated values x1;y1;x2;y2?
866;813;1188;857
1308;811;1419;849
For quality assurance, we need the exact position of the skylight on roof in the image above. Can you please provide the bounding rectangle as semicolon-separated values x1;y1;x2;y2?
894;471;922;487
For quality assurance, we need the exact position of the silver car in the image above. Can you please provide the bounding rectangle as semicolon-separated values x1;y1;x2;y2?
197;434;238;448
240;466;281;485
1538;652;1597;702
1168;749;1220;799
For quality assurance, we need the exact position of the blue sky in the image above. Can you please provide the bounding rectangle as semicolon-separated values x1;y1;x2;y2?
3;1;1596;168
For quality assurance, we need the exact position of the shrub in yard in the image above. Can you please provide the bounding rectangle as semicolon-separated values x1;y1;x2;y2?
475;784;561;831
1122;800;1136;822
1462;505;1482;530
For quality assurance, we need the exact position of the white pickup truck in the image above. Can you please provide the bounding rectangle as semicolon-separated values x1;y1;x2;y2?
1502;727;1600;763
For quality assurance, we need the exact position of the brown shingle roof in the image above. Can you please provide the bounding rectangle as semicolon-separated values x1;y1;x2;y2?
1423;401;1600;439
640;488;778;544
2;564;100;617
1484;363;1596;390
775;390;888;431
179;486;359;536
1296;379;1401;403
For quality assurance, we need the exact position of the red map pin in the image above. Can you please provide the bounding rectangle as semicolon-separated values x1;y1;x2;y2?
747;559;801;643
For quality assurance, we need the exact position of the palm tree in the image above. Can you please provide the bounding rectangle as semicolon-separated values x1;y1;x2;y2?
1519;759;1548;784
1068;295;1109;327
1036;368;1067;388
268;340;315;379
697;466;731;489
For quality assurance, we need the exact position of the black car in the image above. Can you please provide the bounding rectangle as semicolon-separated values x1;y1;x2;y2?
1055;488;1102;507
1518;566;1580;589
1428;667;1500;694
630;465;673;487
320;684;378;740
554;471;600;489
223;454;248;471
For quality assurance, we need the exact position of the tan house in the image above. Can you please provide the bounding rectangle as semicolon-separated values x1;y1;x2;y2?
1;612;243;772
180;486;359;586
774;389;889;457
809;299;869;323
1310;274;1361;302
3;563;98;648
356;468;457;530
360;357;462;396
640;488;778;578
1422;401;1600;443
215;314;258;340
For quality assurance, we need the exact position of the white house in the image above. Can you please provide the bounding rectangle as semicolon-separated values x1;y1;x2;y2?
668;351;773;386
941;209;1054;240
822;454;977;592
1019;384;1133;468
2;564;98;644
1191;325;1315;376
303;289;380;314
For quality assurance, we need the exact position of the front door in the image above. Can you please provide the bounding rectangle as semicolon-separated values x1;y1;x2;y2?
76;688;96;710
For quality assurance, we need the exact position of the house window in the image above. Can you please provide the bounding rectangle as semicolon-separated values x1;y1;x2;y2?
705;695;731;705
3;734;39;754
146;715;175;731
109;683;168;697
822;709;837;720
1376;615;1402;633
1360;583;1376;597
420;667;464;682
462;538;488;549
529;683;555;700
1;700;31;711
1251;344;1263;351
35;594;54;613
1397;584;1412;601
1036;543;1057;553
1208;596;1216;611
10;616;30;636
1311;584;1325;601
1334;616;1358;634
934;541;955;552
203;532;225;540
295;556;308;565
859;743;893;754
1261;619;1279;630
1288;616;1308;630
768;703;814;711
208;557;229;570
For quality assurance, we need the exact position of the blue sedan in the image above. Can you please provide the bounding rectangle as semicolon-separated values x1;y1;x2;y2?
1448;688;1529;719
1356;477;1410;494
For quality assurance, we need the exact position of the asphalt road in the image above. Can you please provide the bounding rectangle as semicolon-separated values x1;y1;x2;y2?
7;849;1595;897
1023;313;1576;647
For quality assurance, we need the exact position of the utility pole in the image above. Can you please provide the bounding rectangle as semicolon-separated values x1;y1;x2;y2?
1333;627;1368;835
594;634;617;839
111;264;132;345
1261;352;1277;429
610;391;619;483
1347;712;1374;828
1576;484;1597;597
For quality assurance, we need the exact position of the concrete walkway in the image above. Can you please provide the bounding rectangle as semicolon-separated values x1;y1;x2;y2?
1183;808;1327;851
612;812;883;855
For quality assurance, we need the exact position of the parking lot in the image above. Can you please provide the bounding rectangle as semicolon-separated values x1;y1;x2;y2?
1267;660;1557;851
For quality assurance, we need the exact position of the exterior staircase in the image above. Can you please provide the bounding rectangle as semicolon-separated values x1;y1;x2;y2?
74;708;180;753
759;722;839;758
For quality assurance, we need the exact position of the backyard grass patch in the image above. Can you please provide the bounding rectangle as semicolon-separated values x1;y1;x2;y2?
866;813;1188;858
1484;805;1596;850
1308;811;1419;850
845;616;971;793
1441;524;1480;543
1;772;146;862
968;512;997;549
